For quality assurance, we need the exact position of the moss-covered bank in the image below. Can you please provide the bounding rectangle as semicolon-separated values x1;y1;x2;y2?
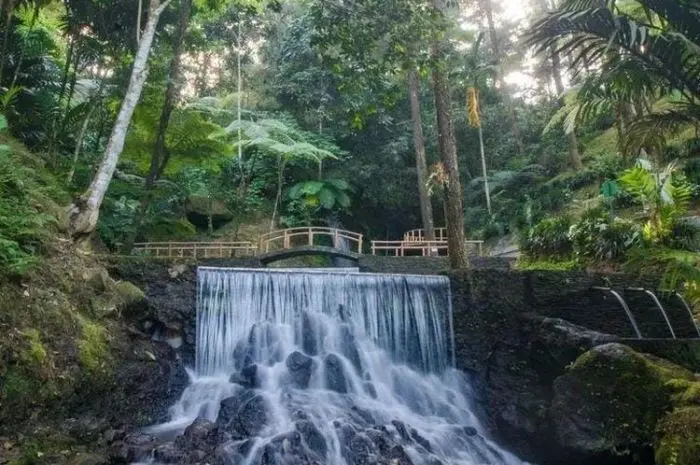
0;243;187;465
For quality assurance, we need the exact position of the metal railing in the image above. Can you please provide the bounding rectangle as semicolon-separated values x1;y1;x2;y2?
371;240;485;257
259;227;364;254
132;242;258;258
403;227;448;243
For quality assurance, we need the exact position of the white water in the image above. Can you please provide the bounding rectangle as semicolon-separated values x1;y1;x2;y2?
150;267;525;465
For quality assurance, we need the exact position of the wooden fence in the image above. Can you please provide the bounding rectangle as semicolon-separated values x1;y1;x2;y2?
132;242;258;258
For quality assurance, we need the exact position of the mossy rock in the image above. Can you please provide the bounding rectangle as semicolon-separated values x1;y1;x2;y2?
551;343;696;456
87;279;145;318
113;281;145;313
656;407;700;465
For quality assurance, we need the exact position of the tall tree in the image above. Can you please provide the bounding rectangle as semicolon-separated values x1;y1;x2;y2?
68;0;172;239
407;68;436;242
479;0;525;157
123;0;193;251
430;0;468;269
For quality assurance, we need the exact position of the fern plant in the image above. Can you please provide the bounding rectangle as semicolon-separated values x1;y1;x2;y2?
618;159;693;244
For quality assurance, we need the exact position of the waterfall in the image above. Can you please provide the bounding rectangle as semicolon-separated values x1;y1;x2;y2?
149;267;525;465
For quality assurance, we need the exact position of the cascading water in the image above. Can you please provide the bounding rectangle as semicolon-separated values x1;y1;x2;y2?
147;267;525;465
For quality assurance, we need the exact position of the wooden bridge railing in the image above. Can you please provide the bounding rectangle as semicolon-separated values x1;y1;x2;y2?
133;242;258;258
131;227;485;259
259;227;364;254
371;240;485;257
403;228;448;243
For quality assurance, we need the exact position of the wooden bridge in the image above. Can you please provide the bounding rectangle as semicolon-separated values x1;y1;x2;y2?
132;226;484;261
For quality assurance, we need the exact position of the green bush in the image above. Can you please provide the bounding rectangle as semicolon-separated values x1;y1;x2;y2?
569;209;641;261
0;119;56;276
520;216;573;259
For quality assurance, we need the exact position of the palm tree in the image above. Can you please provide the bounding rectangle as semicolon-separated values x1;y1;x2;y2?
527;0;700;156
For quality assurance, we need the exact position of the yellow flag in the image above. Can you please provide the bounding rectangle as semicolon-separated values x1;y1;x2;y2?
467;87;481;128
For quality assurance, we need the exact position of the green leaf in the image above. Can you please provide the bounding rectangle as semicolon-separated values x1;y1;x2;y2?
300;181;325;195
318;188;336;209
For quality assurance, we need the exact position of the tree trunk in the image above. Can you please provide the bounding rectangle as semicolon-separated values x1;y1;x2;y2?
207;194;214;237
0;0;16;85
551;49;583;170
122;0;192;254
270;155;285;232
428;1;468;268
67;101;97;184
477;124;492;215
407;68;436;242
68;0;172;239
480;0;525;157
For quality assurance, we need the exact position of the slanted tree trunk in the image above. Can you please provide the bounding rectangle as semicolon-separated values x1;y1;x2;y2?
407;68;436;243
123;0;192;253
67;101;97;184
480;0;525;157
430;0;468;269
68;0;172;240
551;49;583;170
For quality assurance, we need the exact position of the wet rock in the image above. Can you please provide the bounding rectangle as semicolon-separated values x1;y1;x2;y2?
300;311;324;356
462;426;478;437
153;442;185;463
391;420;411;442
345;433;379;465
230;364;260;388
286;351;315;389
295;420;327;456
218;391;268;438
388;444;415;465
350;406;375;425
409;428;432;452
366;428;392;454
339;325;363;372
108;432;157;463
324;353;348;393
175;418;230;454
363;382;377;399
247;322;284;365
260;431;323;465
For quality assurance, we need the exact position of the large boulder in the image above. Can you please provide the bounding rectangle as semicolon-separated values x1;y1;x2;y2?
324;353;348;393
551;343;697;463
185;196;234;229
286;351;315;389
217;390;269;438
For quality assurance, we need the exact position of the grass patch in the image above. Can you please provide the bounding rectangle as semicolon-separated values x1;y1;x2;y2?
77;318;110;376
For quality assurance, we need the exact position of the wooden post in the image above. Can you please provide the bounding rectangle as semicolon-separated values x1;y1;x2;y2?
168;242;172;257
358;235;363;254
308;228;313;246
284;230;290;249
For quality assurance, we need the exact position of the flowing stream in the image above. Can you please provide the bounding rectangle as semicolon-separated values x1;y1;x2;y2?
148;267;525;465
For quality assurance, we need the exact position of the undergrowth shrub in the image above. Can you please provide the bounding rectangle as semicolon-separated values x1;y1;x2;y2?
0;115;57;276
520;216;573;259
569;209;641;261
